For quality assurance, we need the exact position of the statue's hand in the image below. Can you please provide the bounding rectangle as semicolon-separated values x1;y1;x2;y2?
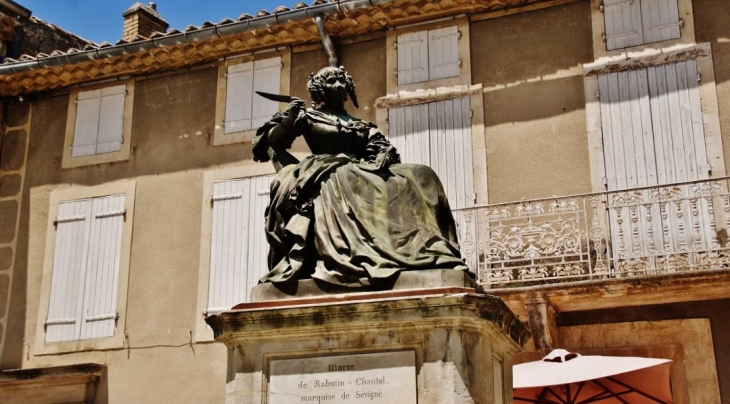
284;97;306;131
361;152;391;172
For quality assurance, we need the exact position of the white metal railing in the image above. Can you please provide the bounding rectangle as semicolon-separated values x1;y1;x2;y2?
454;177;730;288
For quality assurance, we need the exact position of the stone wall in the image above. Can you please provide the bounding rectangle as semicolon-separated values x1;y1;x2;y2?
0;102;30;369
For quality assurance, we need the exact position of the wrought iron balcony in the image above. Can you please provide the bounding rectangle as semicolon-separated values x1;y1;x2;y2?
454;177;730;289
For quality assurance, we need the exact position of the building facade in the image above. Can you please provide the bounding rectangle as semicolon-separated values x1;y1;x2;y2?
0;0;727;402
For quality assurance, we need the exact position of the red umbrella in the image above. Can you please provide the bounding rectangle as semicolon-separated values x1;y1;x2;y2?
513;349;674;403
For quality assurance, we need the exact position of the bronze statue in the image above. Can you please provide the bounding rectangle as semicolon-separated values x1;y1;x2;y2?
253;66;468;287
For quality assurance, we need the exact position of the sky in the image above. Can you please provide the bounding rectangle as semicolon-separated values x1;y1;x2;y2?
18;0;292;44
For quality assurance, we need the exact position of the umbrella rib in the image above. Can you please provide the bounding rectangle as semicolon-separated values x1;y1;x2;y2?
572;381;586;402
545;386;570;404
590;379;630;404
605;376;670;403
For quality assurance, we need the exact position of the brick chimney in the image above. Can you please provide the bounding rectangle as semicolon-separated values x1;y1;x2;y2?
122;2;168;41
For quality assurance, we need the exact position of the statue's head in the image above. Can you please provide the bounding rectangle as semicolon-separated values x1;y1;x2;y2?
307;66;359;109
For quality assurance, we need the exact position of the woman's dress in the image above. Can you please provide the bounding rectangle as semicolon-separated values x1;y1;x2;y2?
252;107;469;287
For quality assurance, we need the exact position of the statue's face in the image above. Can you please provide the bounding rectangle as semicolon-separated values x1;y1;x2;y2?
323;72;348;105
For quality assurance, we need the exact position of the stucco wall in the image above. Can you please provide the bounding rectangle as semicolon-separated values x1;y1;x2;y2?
471;1;594;203
693;0;730;175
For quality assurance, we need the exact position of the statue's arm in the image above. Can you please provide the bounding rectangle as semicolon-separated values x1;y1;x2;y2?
252;99;307;169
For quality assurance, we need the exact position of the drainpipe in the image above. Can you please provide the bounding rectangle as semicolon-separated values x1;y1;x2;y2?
315;15;337;67
0;0;393;76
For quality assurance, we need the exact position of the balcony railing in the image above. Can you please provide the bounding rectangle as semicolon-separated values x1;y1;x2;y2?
454;177;730;289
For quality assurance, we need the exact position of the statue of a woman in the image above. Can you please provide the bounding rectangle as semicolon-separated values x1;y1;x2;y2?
252;66;469;287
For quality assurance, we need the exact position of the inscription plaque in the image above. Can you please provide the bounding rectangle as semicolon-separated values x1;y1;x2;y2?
269;351;417;403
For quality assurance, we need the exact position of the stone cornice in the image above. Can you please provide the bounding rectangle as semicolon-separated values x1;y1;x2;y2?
0;0;557;97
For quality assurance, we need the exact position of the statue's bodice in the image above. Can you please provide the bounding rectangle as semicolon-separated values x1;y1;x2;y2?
300;108;373;157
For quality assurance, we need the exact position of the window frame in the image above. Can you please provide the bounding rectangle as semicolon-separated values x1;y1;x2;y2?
212;50;291;146
62;80;135;169
386;18;471;94
590;0;696;59
35;180;136;355
194;164;277;342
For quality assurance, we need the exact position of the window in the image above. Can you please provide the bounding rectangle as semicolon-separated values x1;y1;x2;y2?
36;181;135;354
386;20;471;93
602;0;681;50
598;59;709;191
597;59;717;259
195;165;276;341
213;51;291;146
206;175;274;313
63;81;134;169
396;26;460;85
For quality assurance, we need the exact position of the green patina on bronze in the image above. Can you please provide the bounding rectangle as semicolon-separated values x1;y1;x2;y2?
252;66;469;287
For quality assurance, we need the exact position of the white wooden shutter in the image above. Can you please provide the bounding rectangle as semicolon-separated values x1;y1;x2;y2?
397;30;429;85
645;60;708;183
388;103;430;166
641;0;681;44
389;97;474;208
72;89;102;157
96;85;125;154
428;26;460;81
599;60;711;257
79;194;125;340
603;0;644;50
208;175;274;313
46;199;92;342
251;57;282;129
224;62;254;134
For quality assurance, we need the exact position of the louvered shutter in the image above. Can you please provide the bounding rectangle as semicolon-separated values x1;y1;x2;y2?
245;175;273;290
598;60;712;257
641;0;680;44
224;62;254;134
46;199;92;342
72;89;102;157
388;103;430;166
79;194;125;340
603;0;644;50
251;57;282;129
428;26;460;81
646;59;708;182
397;30;429;85
96;85;125;154
208;175;274;313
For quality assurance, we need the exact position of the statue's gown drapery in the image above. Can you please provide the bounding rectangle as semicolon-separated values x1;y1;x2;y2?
253;108;468;287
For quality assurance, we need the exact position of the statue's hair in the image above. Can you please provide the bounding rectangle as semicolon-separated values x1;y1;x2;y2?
307;66;359;109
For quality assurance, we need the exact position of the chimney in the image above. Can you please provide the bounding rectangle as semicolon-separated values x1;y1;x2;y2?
122;2;168;42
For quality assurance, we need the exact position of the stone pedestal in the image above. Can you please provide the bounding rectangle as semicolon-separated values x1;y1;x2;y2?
206;273;529;404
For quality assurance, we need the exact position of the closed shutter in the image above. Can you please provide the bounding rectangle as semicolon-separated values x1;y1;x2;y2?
599;60;711;257
251;57;282;129
428;26;460;81
96;85;126;154
79;194;125;340
641;0;680;44
224;62;254;134
72;89;102;157
396;30;429;85
46;199;92;342
208;175;274;313
389;97;475;267
603;0;644;50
